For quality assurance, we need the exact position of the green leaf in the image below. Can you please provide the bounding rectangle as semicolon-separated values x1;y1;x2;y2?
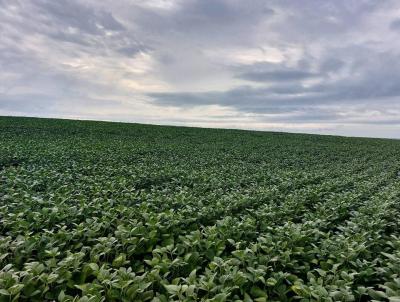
210;293;228;302
58;290;66;302
8;284;24;295
250;286;268;298
88;263;99;272
0;289;10;296
244;292;253;302
382;252;398;261
112;253;127;267
368;289;387;300
266;277;277;286
164;284;180;294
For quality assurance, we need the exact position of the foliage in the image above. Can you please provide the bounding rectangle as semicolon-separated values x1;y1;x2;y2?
1;116;400;301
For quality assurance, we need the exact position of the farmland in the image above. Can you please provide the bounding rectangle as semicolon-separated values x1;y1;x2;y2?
1;116;400;301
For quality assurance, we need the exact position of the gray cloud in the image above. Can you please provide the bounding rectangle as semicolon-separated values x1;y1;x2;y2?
149;48;400;126
36;0;125;35
237;69;319;83
390;18;400;31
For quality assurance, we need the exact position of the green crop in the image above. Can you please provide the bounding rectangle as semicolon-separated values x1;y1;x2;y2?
1;116;400;301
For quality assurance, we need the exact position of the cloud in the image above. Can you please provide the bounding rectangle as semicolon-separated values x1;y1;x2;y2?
36;0;125;35
390;18;400;31
1;0;400;137
237;69;319;83
148;46;400;130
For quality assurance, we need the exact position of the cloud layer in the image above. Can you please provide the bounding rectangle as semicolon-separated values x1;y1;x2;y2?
1;0;400;138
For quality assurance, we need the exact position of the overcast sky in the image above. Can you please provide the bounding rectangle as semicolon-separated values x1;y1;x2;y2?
1;0;400;138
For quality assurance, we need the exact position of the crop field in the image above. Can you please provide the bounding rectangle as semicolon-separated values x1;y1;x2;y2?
1;116;400;301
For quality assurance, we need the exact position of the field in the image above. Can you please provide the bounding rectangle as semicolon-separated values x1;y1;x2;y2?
1;116;400;301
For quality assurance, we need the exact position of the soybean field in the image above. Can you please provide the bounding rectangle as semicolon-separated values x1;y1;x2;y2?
1;116;400;302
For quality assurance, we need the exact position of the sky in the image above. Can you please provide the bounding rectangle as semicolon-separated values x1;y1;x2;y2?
1;0;400;138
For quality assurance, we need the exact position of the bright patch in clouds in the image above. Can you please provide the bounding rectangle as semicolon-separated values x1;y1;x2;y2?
134;0;180;11
209;47;285;65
